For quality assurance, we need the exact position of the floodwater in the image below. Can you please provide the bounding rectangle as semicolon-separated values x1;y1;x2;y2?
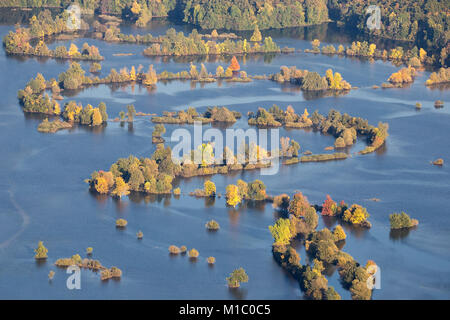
0;12;449;299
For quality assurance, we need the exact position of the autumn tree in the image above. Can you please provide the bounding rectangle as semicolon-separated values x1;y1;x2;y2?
289;192;311;217
269;218;292;246
225;184;241;207
34;241;48;260
333;225;347;241
229;56;240;72
226;268;248;288
95;176;109;194
204;180;216;197
250;25;262;42
321;195;337;216
111;177;130;199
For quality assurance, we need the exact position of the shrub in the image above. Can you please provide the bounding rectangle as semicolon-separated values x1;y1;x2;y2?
169;245;180;254
34;241;48;260
86;247;93;255
137;231;143;239
188;248;199;259
173;187;181;195
180;246;187;254
389;212;418;229
205;220;220;230
433;158;444;166
207;257;216;264
226;268;248;288
48;270;55;280
116;218;127;228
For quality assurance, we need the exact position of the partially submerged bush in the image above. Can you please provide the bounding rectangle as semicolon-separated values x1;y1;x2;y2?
389;212;418;229
205;220;220;230
188;248;199;259
433;158;444;166
207;257;216;264
34;241;48;260
86;247;93;255
137;231;143;239
169;245;180;254
226;268;249;288
116;218;127;228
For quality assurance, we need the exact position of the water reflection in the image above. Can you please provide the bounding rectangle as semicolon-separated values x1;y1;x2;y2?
389;227;417;241
228;287;248;300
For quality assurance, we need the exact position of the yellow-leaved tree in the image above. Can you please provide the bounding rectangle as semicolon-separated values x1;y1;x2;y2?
92;108;103;126
68;43;79;56
95;177;109;194
131;1;141;15
111;177;130;199
204;180;216;197
269;218;292;246
225;184;241;207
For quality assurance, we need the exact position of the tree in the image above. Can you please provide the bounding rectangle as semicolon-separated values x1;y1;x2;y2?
68;43;79;56
250;25;262;42
311;39;320;50
247;180;266;200
111;177;130;199
130;1;141;15
226;268;248;288
127;104;136;121
92;108;103;126
98;102;108;122
229;56;240;71
95;177;109;194
289;192;310;217
34;241;48;259
269;218;292;246
204;180;216;197
225;184;241;207
216;65;224;77
343;204;370;225
333;225;347;241
322;195;337;216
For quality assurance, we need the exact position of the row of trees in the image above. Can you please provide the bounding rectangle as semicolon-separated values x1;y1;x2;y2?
271;66;352;91
62;101;108;126
182;0;329;30
248;105;313;129
152;106;241;124
4;27;103;61
143;28;280;57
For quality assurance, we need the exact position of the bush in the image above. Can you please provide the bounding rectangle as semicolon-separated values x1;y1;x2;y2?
180;246;187;254
86;247;93;255
205;220;220;230
188;248;199;259
389;212;418;229
137;231;143;239
207;257;216;264
169;245;180;254
226;268;248;288
116;218;127;228
34;241;48;260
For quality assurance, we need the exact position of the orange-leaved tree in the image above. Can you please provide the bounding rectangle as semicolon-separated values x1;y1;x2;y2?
229;56;240;72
